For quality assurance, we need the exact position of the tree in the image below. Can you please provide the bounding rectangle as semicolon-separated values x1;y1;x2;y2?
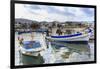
30;23;40;30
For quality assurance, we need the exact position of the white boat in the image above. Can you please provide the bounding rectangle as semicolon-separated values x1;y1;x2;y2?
19;41;44;56
46;29;92;42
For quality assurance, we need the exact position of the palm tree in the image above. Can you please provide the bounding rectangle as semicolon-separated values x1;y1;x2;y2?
30;23;40;30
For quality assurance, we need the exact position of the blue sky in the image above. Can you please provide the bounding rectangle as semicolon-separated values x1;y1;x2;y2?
15;4;94;22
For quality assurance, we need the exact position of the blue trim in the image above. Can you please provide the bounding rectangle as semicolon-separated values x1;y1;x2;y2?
51;33;82;38
88;29;92;33
18;31;32;34
18;29;47;34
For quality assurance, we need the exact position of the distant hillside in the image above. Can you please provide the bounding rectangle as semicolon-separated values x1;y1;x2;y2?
15;18;38;24
15;18;94;24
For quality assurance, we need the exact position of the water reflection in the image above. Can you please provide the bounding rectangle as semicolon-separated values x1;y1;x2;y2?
46;40;91;63
20;53;44;65
50;41;90;53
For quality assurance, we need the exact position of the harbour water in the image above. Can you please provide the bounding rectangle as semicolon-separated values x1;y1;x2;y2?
15;32;94;65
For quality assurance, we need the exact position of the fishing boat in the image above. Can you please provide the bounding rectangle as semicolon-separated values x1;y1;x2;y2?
19;41;44;65
46;29;92;43
19;41;44;56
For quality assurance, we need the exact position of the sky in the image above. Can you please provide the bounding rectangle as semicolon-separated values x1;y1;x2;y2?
15;4;94;22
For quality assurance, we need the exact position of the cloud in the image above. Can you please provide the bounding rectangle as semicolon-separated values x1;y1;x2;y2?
15;4;94;22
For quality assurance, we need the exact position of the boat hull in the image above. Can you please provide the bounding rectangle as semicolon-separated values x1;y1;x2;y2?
18;41;45;65
19;41;44;56
46;34;90;43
